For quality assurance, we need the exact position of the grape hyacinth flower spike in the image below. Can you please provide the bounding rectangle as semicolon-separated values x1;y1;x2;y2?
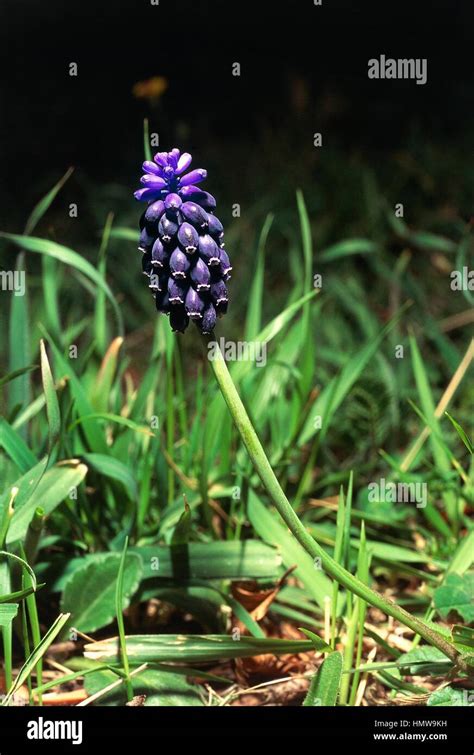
134;148;231;333
131;148;462;668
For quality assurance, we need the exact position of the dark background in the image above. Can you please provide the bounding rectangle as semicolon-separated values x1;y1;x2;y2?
1;0;473;230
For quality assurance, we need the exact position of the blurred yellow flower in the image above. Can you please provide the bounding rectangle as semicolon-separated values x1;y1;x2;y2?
132;76;168;101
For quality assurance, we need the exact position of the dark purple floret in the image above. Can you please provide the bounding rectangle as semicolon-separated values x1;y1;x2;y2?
207;214;224;239
180;202;209;229
185;287;205;319
164;193;182;213
139;228;155;253
170;248;190;279
211;279;228;306
190;256;211;291
151;238;169;268
144;200;166;226
201;303;217;334
170;306;189;333
177;222;199;254
198;234;220;266
155;290;170;314
134;147;231;332
158;216;178;242
168;278;187;304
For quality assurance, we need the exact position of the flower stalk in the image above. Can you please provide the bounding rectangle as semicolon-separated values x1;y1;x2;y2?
204;334;461;666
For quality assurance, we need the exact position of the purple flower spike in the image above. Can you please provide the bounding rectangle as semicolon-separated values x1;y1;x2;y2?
170;248;191;279
185;287;205;319
134;147;231;332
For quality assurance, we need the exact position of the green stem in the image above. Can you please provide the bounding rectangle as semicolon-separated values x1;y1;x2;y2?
204;334;460;666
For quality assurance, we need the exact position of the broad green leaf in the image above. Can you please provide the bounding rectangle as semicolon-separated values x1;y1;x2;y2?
0;458;49;535
452;625;474;652
427;686;472;706
61;553;143;633
303;651;343;706
50;540;282;591
84;668;203;706
434;573;474;623
398;647;452;676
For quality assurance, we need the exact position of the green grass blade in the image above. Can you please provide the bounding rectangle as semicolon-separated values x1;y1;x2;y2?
1;233;123;335
2;613;70;705
24;168;74;236
245;213;273;341
303;650;343;706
